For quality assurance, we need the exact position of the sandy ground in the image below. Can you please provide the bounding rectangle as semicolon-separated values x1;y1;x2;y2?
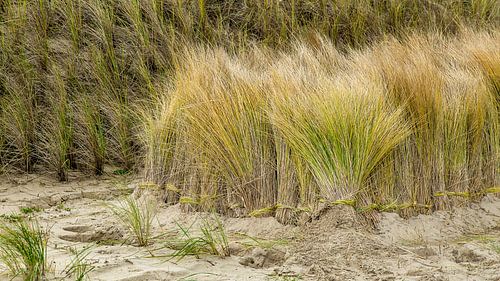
0;173;498;281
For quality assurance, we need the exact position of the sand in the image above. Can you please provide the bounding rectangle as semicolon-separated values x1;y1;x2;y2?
0;173;498;280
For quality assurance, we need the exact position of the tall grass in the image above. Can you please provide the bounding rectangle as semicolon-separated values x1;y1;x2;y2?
74;96;107;175
139;94;179;190
364;34;500;212
38;66;74;181
462;31;500;189
0;80;38;173
0;0;498;224
0;0;497;176
270;80;411;209
370;37;447;210
142;32;498;222
273;136;300;224
176;50;276;214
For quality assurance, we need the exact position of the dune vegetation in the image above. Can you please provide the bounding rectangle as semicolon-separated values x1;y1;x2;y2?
0;0;499;224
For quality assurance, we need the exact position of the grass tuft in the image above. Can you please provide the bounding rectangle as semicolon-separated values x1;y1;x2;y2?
108;195;158;247
0;219;48;281
162;215;230;261
63;246;95;281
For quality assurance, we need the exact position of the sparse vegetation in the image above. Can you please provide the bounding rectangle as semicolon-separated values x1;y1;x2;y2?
0;213;24;223
161;215;230;261
491;242;500;254
0;208;41;224
20;207;42;215
455;234;500;255
56;203;71;212
63;246;96;281
0;220;48;281
108;195;157;246
267;276;302;281
235;233;288;250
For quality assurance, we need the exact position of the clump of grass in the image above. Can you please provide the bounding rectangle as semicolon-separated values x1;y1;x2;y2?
139;95;180;192
0;214;24;223
20;207;42;215
100;87;136;174
86;0;136;171
177;49;276;214
367;36;446;210
365;34;500;212
38;66;74;181
162;215;230;261
74;96;107;176
270;78;410;208
461;31;500;191
0;220;49;281
56;203;71;212
90;44;136;173
0;79;38;173
108;195;158;247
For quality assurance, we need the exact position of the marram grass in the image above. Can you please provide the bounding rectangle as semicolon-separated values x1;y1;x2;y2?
0;0;498;225
0;220;48;281
141;32;499;223
108;195;158;247
269;80;411;206
174;50;276;214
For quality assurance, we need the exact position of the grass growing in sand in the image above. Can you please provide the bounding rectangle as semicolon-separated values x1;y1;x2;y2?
63;246;95;281
0;220;48;281
268;276;302;281
108;196;158;247
144;33;498;223
235;233;288;250
0;214;24;223
490;243;500;254
161;215;230;261
20;207;42;215
0;0;498;226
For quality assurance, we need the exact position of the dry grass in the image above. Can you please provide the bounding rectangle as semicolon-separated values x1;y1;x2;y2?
270;78;411;208
73;96;107;176
0;1;498;224
175;50;276;214
139;94;180;190
38;65;74;181
141;32;499;223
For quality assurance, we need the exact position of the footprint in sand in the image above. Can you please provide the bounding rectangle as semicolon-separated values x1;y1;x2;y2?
59;224;123;243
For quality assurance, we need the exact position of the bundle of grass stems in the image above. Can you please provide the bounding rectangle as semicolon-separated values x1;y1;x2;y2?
151;32;499;224
0;0;498;224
